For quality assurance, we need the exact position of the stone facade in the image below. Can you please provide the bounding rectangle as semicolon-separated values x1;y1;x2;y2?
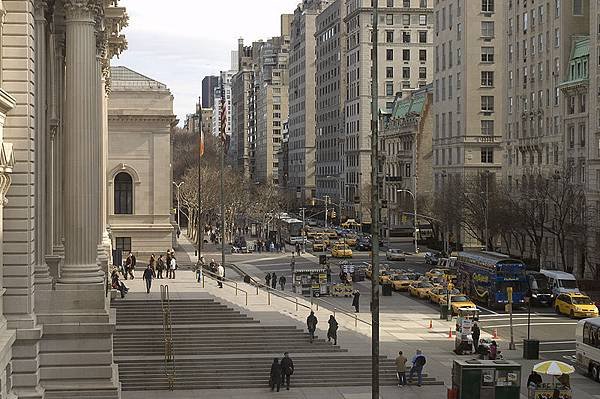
0;0;127;397
107;66;176;259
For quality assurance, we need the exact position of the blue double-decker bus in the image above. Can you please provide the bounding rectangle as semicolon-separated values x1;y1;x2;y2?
455;252;528;309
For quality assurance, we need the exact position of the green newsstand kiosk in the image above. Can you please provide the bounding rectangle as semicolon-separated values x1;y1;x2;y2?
451;359;521;399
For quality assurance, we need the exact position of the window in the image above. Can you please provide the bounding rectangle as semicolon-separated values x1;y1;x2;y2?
481;96;494;112
386;14;394;25
420;0;427;7
115;237;132;254
402;14;411;25
481;148;494;163
403;0;410;6
419;14;427;25
386;81;394;96
554;28;560;47
419;49;427;61
114;172;133;214
386;49;394;61
386;67;394;78
419;31;427;43
481;71;494;86
419;67;427;79
568;125;575;148
481;21;494;37
579;124;586;146
573;0;583;16
402;67;410;79
402;31;411;43
482;0;494;13
481;120;494;136
403;49;410;60
386;30;394;43
387;0;394;6
481;47;494;62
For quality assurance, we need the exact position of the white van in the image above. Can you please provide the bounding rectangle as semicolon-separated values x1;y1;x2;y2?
540;269;579;296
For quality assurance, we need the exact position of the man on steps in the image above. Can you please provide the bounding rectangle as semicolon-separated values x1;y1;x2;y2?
142;264;154;294
307;311;318;343
216;263;225;288
408;349;426;387
280;352;294;390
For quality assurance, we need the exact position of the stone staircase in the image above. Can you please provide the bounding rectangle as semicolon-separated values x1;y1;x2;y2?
112;297;442;391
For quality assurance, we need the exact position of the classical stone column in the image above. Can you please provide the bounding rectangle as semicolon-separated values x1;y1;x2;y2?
59;0;103;284
52;34;65;257
33;0;52;288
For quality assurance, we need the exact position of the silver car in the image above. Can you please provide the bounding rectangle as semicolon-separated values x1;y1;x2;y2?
386;249;406;261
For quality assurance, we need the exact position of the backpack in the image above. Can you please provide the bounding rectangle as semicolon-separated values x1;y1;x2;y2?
415;355;426;367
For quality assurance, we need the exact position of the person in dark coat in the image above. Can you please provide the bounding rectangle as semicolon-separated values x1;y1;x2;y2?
352;290;360;313
471;322;481;352
124;254;132;280
280;352;294;390
307;311;318;343
327;315;339;345
279;275;287;291
269;358;281;392
111;271;128;298
127;252;136;280
156;255;165;279
142;264;154;294
271;272;277;289
265;273;271;287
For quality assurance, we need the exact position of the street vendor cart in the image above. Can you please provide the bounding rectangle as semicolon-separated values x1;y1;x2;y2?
454;308;480;355
292;267;331;297
527;361;574;399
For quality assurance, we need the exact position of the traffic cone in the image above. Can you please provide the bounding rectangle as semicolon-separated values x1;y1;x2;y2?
428;320;433;329
448;328;453;338
492;329;498;339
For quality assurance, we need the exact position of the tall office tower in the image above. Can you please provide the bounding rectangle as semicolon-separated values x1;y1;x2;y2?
289;0;332;205
345;0;433;222
504;0;589;270
315;0;347;208
211;69;235;142
231;39;262;177
202;76;219;108
255;15;293;185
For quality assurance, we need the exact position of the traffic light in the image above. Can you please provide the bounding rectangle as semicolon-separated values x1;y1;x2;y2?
311;198;316;206
330;210;336;219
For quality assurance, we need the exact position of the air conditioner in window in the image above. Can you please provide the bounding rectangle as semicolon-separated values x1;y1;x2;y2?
483;13;492;17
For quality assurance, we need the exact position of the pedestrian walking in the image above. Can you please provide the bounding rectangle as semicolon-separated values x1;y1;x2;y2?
216;263;225;288
142;264;154;294
408;349;426;387
290;255;295;272
352;290;360;313
279;275;286;291
169;256;177;279
156;255;165;279
280;352;294;390
128;252;136;279
123;253;132;280
265;273;271;287
148;254;157;277
306;311;318;343
472;322;481;352
327;315;338;345
395;351;407;387
295;243;301;256
269;358;282;392
271;272;277;289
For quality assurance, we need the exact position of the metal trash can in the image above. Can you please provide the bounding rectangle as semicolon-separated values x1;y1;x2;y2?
382;283;393;296
523;339;540;359
440;305;449;320
243;275;251;284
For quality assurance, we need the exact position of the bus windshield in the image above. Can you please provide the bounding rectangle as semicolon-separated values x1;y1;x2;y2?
497;280;527;293
559;279;578;289
530;274;549;290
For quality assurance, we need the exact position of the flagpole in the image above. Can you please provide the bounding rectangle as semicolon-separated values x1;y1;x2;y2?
197;105;203;264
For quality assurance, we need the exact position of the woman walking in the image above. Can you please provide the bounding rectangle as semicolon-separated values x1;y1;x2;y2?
156;255;165;279
148;254;156;277
269;358;282;392
327;315;339;345
169;256;177;279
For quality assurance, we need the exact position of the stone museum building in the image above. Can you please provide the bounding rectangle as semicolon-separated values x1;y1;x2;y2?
0;0;128;397
108;66;176;258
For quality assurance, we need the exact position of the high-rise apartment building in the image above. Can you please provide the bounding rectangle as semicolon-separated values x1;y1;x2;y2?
315;0;347;205
255;15;293;185
212;69;235;141
344;0;433;221
289;0;332;204
432;0;506;194
202;76;219;108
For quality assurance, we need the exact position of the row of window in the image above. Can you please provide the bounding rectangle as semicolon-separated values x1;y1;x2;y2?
385;48;428;62
433;147;495;166
384;0;429;8
385;30;429;44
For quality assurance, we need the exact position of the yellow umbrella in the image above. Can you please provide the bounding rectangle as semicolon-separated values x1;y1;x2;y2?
533;361;575;376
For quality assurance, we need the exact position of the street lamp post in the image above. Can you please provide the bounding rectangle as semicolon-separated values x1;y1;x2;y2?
482;170;490;251
173;182;184;229
397;189;418;254
324;195;330;228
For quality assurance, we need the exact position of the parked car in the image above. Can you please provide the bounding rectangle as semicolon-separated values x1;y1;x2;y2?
390;274;415;291
386;249;406;261
312;240;326;252
439;294;478;315
356;238;372;251
408;281;435;299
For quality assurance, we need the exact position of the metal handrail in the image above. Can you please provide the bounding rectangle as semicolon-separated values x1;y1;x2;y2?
312;295;372;328
201;268;248;306
160;285;175;390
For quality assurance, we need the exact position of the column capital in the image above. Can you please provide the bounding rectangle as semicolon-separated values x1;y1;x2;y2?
33;0;49;20
63;0;99;21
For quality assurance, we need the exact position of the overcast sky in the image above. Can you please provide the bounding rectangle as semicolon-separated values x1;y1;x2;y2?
115;0;300;123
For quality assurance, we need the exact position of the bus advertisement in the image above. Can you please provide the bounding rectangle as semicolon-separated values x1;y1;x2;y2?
576;317;600;382
455;252;528;309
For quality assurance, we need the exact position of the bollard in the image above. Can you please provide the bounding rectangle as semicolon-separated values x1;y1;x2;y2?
202;274;205;288
235;282;238;296
268;291;271;306
354;313;358;327
245;292;248;306
295;298;298;311
256;284;259;295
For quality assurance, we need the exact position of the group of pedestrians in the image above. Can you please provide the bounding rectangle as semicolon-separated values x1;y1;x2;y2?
395;349;427;387
269;352;295;392
305;311;339;346
265;272;286;291
255;239;285;253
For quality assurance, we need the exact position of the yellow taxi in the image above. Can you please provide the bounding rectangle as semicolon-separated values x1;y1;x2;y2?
305;229;318;240
312;240;326;252
554;293;599;318
429;287;461;304
426;268;450;279
408;281;435;299
342;235;358;247
390;274;414;291
331;243;353;258
378;270;395;284
324;230;338;240
439;294;477;315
